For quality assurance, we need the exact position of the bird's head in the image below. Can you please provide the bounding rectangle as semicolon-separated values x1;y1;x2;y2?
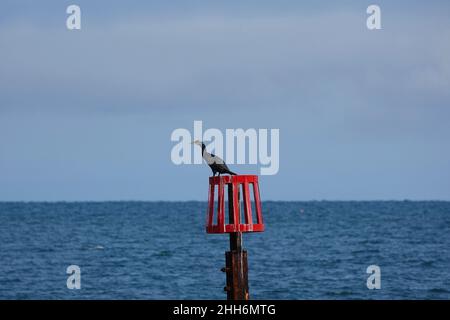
191;140;203;147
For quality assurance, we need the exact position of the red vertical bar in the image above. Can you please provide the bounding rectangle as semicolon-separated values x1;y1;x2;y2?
243;181;252;225
253;181;263;224
232;181;240;228
207;181;215;228
218;179;225;231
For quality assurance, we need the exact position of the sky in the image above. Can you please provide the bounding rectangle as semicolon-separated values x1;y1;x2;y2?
1;1;450;201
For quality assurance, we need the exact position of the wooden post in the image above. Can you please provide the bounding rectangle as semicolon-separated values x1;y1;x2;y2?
222;184;249;300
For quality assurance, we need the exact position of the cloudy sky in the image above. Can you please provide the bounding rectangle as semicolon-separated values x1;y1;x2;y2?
1;1;450;201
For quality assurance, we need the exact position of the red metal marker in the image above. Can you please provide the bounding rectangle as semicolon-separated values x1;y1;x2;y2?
205;175;265;300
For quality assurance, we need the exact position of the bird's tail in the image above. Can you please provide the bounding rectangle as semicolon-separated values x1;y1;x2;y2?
228;170;237;175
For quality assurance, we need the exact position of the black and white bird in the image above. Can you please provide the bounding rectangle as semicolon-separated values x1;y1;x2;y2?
192;140;237;176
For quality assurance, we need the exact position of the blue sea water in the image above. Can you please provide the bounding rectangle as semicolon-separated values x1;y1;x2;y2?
0;201;449;300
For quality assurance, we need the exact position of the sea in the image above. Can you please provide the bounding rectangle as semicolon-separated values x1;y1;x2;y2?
0;201;449;299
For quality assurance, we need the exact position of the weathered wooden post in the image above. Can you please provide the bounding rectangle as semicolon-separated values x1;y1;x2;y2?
223;186;248;299
206;175;264;300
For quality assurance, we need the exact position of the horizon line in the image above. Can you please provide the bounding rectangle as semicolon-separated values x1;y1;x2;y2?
1;199;450;203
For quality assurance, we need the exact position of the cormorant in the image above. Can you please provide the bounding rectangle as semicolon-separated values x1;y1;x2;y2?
192;140;237;176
